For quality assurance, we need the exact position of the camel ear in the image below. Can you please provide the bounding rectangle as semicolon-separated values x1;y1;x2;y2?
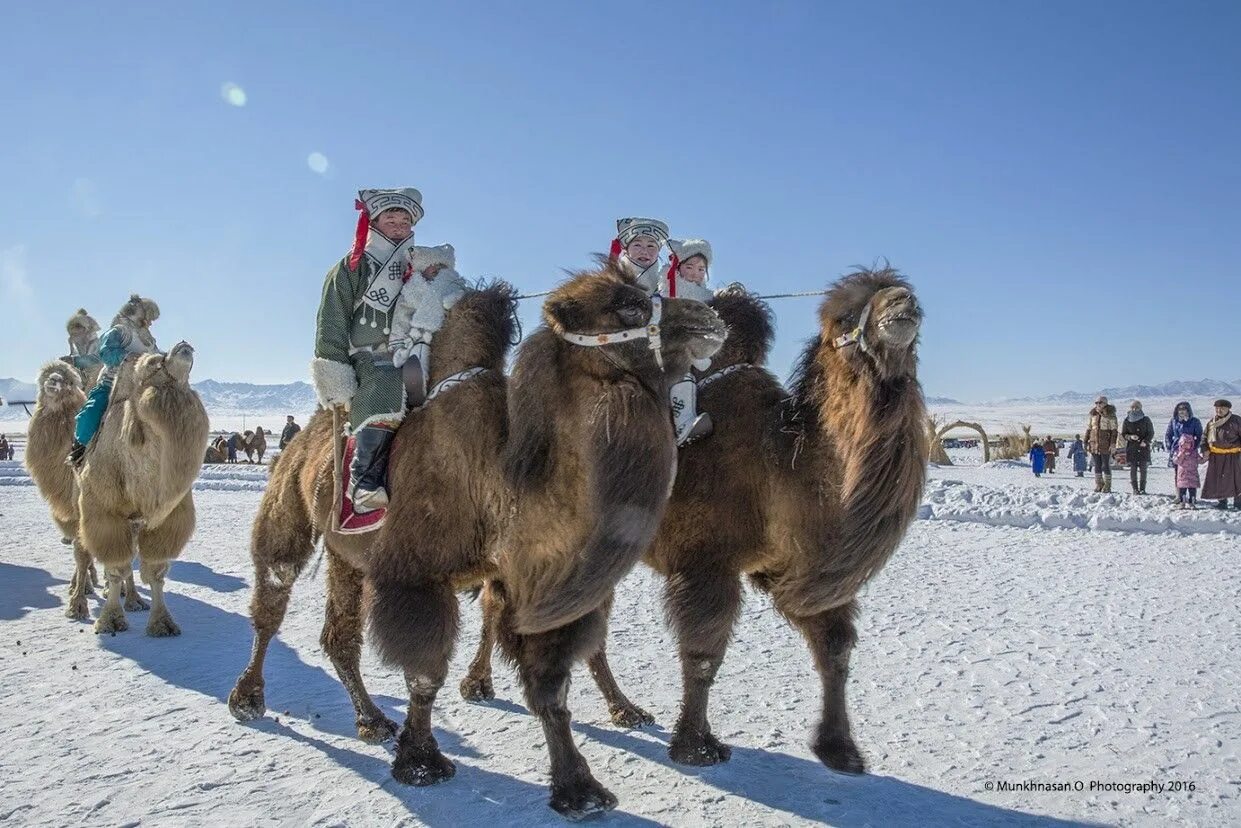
545;296;588;334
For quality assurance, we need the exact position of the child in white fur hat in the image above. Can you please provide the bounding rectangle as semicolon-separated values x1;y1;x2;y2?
388;243;468;401
666;238;715;444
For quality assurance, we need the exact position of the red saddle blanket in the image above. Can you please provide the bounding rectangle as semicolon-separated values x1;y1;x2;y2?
333;435;386;535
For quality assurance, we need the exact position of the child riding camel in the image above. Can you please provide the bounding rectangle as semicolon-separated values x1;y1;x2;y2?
68;295;160;467
313;188;462;514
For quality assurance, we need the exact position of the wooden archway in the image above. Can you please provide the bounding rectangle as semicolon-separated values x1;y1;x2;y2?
935;420;991;464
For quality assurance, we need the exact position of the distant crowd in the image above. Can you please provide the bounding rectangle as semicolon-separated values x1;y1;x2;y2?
1026;397;1241;510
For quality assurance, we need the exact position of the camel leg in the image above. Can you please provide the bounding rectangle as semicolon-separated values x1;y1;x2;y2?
460;582;498;701
94;566;130;634
123;564;149;612
587;646;654;728
228;499;315;722
513;608;618;819
141;560;181;637
85;511;137;634
665;568;742;765
788;601;866;774
321;549;398;743
65;539;92;621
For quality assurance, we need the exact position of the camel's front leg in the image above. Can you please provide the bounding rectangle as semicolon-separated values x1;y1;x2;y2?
789;600;866;774
94;566;130;634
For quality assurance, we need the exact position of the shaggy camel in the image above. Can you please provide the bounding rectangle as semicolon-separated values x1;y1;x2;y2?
77;342;209;636
245;427;267;464
466;269;929;778
366;261;726;818
602;268;928;773
25;360;141;620
228;283;519;745
25;361;99;619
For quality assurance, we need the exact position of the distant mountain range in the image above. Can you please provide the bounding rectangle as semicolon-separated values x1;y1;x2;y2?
3;377;1238;421
0;378;318;420
995;379;1241;405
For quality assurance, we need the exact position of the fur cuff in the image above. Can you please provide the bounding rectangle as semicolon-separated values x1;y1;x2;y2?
311;358;357;407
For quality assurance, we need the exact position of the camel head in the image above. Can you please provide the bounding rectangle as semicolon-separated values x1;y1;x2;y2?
819;267;921;382
431;280;518;381
704;283;775;370
544;258;726;382
35;360;86;413
133;341;195;389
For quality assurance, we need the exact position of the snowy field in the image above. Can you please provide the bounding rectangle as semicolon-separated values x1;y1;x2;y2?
1;455;1238;827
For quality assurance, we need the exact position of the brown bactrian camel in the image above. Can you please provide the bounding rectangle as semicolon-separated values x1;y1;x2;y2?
366;261;726;818
592;268;929;774
25;360;140;620
465;269;929;779
247;427;267;464
228;282;519;745
77;342;210;635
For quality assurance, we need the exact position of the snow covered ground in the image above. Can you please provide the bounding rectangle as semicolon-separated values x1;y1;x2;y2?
1;456;1237;826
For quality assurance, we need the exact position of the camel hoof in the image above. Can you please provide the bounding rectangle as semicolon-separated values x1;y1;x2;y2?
357;715;400;744
145;612;181;637
669;730;732;766
459;674;495;702
392;750;456;786
609;703;655;729
549;776;618;820
94;607;129;635
125;593;150;612
227;683;266;722
813;735;867;775
65;597;90;622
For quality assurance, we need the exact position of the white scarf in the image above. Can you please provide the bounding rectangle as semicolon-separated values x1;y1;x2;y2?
357;228;419;333
619;253;665;295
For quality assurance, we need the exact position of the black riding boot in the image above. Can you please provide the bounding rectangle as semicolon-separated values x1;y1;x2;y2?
350;426;395;512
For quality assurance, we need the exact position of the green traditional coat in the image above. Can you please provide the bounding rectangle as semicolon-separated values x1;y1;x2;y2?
315;256;405;430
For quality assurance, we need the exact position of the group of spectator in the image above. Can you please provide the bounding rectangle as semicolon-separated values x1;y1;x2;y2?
0;434;13;460
1036;397;1241;509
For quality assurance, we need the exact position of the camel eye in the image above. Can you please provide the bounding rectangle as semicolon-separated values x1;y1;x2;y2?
616;304;646;326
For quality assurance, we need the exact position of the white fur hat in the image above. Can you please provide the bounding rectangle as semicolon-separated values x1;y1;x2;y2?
358;188;424;224
616;217;669;247
668;238;712;267
66;308;100;335
407;243;456;273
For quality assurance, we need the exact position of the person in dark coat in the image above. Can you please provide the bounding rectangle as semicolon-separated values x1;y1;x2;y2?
279;415;302;450
1041;436;1058;473
1165;401;1203;463
226;432;239;464
1029;441;1046;477
1067;434;1088;476
1121;400;1154;494
1202;399;1241;509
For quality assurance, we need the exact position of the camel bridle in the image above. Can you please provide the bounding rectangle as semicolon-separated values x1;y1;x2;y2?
831;300;873;355
558;293;666;371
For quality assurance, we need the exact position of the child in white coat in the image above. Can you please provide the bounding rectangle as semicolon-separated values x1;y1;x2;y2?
388;243;468;403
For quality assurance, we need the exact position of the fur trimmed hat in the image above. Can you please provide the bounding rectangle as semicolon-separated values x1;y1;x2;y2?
66;308;100;336
668;238;712;267
358;188;424;225
115;294;160;326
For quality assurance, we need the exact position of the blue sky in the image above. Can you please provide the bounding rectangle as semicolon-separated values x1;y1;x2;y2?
1;1;1237;400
